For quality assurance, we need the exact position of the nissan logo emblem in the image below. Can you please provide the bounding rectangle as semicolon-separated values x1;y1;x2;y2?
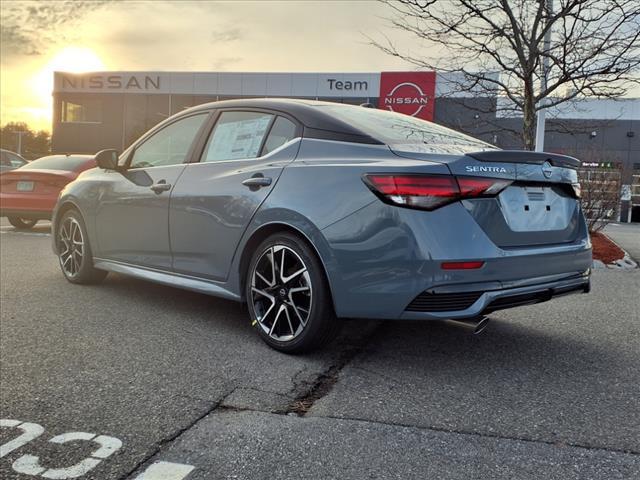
383;82;429;117
542;161;553;179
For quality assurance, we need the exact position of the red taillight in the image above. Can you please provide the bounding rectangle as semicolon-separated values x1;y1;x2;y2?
363;174;511;210
457;177;512;196
363;175;459;210
441;261;485;270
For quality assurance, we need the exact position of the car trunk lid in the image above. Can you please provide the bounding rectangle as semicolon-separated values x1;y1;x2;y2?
0;169;76;194
389;147;583;247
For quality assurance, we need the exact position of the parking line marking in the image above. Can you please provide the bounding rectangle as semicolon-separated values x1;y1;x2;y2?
0;230;50;237
134;461;195;480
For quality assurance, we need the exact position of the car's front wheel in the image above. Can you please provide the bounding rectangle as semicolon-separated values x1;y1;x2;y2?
246;232;340;353
8;217;38;230
56;210;107;284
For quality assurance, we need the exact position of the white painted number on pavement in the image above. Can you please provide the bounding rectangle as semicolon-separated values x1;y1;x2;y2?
0;419;45;458
12;431;123;479
1;419;195;479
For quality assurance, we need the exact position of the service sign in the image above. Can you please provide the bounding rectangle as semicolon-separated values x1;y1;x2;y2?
378;71;437;121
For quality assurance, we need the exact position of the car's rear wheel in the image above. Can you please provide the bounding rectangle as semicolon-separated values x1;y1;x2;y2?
246;232;340;353
56;210;107;284
8;217;38;230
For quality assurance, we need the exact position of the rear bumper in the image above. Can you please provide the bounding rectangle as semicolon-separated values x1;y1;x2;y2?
0;209;52;220
322;200;592;319
400;271;590;320
0;193;56;218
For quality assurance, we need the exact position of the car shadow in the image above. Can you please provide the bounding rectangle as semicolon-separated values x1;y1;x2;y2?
95;272;613;369
99;272;247;320
95;272;379;358
359;316;615;370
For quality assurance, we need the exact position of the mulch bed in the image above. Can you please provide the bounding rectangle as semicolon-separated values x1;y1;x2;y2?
591;231;625;264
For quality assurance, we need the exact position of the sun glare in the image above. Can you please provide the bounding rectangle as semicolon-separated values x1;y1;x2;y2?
29;47;106;126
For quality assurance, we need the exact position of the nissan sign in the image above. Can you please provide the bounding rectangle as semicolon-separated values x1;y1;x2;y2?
60;74;161;91
378;72;436;120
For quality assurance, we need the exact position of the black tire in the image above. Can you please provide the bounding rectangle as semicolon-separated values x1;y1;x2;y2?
56;209;108;285
246;232;340;353
8;217;37;230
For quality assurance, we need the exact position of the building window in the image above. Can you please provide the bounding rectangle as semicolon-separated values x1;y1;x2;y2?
61;99;102;123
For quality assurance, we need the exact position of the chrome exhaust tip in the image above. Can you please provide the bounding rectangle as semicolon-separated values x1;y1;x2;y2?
444;316;490;335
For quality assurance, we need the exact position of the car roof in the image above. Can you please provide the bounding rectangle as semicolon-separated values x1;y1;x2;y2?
1;149;25;157
188;97;347;117
20;155;94;169
36;154;94;159
185;98;383;145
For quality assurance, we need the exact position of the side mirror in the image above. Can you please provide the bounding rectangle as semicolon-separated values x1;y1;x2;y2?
95;149;119;170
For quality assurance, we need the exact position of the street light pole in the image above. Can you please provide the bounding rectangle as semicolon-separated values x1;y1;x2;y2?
535;0;553;152
15;131;26;156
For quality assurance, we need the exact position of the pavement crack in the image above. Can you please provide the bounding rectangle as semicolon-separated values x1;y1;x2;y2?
120;387;237;479
285;363;343;416
314;413;640;456
285;322;383;416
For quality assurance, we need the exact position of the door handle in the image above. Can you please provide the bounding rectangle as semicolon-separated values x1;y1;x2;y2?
150;181;171;194
242;176;272;188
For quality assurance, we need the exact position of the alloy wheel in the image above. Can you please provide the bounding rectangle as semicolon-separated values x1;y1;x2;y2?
58;217;84;278
250;245;313;342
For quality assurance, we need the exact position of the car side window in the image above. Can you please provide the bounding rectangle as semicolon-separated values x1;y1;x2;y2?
202;111;273;163
9;154;25;167
129;113;208;169
261;117;298;156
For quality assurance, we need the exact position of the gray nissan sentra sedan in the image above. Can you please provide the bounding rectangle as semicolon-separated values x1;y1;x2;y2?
52;99;591;352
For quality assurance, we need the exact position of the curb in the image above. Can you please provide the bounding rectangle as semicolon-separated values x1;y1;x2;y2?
592;233;638;270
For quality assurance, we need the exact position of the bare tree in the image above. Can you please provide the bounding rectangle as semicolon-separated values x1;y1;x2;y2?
574;149;622;232
579;168;622;232
373;0;640;150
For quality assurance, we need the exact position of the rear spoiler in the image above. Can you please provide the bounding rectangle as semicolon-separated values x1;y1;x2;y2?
467;150;581;169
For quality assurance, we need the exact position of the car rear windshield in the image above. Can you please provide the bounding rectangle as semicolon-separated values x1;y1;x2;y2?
19;156;91;171
318;104;497;154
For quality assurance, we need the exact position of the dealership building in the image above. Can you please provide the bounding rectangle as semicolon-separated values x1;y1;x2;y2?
51;70;640;220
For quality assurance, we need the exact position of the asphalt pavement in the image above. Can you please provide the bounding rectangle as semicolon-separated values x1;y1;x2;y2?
1;219;638;479
604;223;640;262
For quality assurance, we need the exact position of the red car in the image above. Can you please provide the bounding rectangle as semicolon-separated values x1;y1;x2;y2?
0;154;95;229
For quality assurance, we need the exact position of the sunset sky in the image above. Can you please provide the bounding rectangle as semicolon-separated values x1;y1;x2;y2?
2;1;638;133
0;0;423;131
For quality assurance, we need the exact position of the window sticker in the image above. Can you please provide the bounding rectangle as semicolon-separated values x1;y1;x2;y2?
206;114;272;161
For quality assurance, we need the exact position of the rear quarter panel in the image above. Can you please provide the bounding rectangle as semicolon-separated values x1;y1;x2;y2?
226;138;450;302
